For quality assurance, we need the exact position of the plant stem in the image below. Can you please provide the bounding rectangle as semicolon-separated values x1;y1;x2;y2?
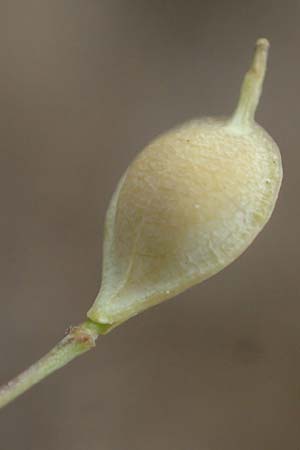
0;319;105;410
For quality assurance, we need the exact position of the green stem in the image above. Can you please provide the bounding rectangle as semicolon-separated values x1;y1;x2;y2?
0;319;104;410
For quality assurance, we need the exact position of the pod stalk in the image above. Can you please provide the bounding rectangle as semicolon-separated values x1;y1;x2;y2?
0;320;105;410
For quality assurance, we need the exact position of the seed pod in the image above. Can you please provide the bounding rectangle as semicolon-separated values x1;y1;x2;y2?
88;39;282;327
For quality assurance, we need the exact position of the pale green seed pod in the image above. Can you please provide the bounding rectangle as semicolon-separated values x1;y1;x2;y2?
88;38;282;328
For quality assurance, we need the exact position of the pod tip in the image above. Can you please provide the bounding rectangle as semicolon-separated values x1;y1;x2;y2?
256;38;270;51
228;37;270;131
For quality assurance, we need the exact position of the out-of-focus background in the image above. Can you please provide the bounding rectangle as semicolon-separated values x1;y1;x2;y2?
0;1;298;449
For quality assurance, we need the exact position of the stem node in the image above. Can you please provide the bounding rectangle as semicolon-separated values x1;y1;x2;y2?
0;319;101;410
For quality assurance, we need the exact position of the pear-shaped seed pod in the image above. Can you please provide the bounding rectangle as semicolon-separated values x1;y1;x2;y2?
87;39;282;327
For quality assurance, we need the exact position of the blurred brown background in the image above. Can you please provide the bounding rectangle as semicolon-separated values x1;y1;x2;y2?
0;1;298;449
